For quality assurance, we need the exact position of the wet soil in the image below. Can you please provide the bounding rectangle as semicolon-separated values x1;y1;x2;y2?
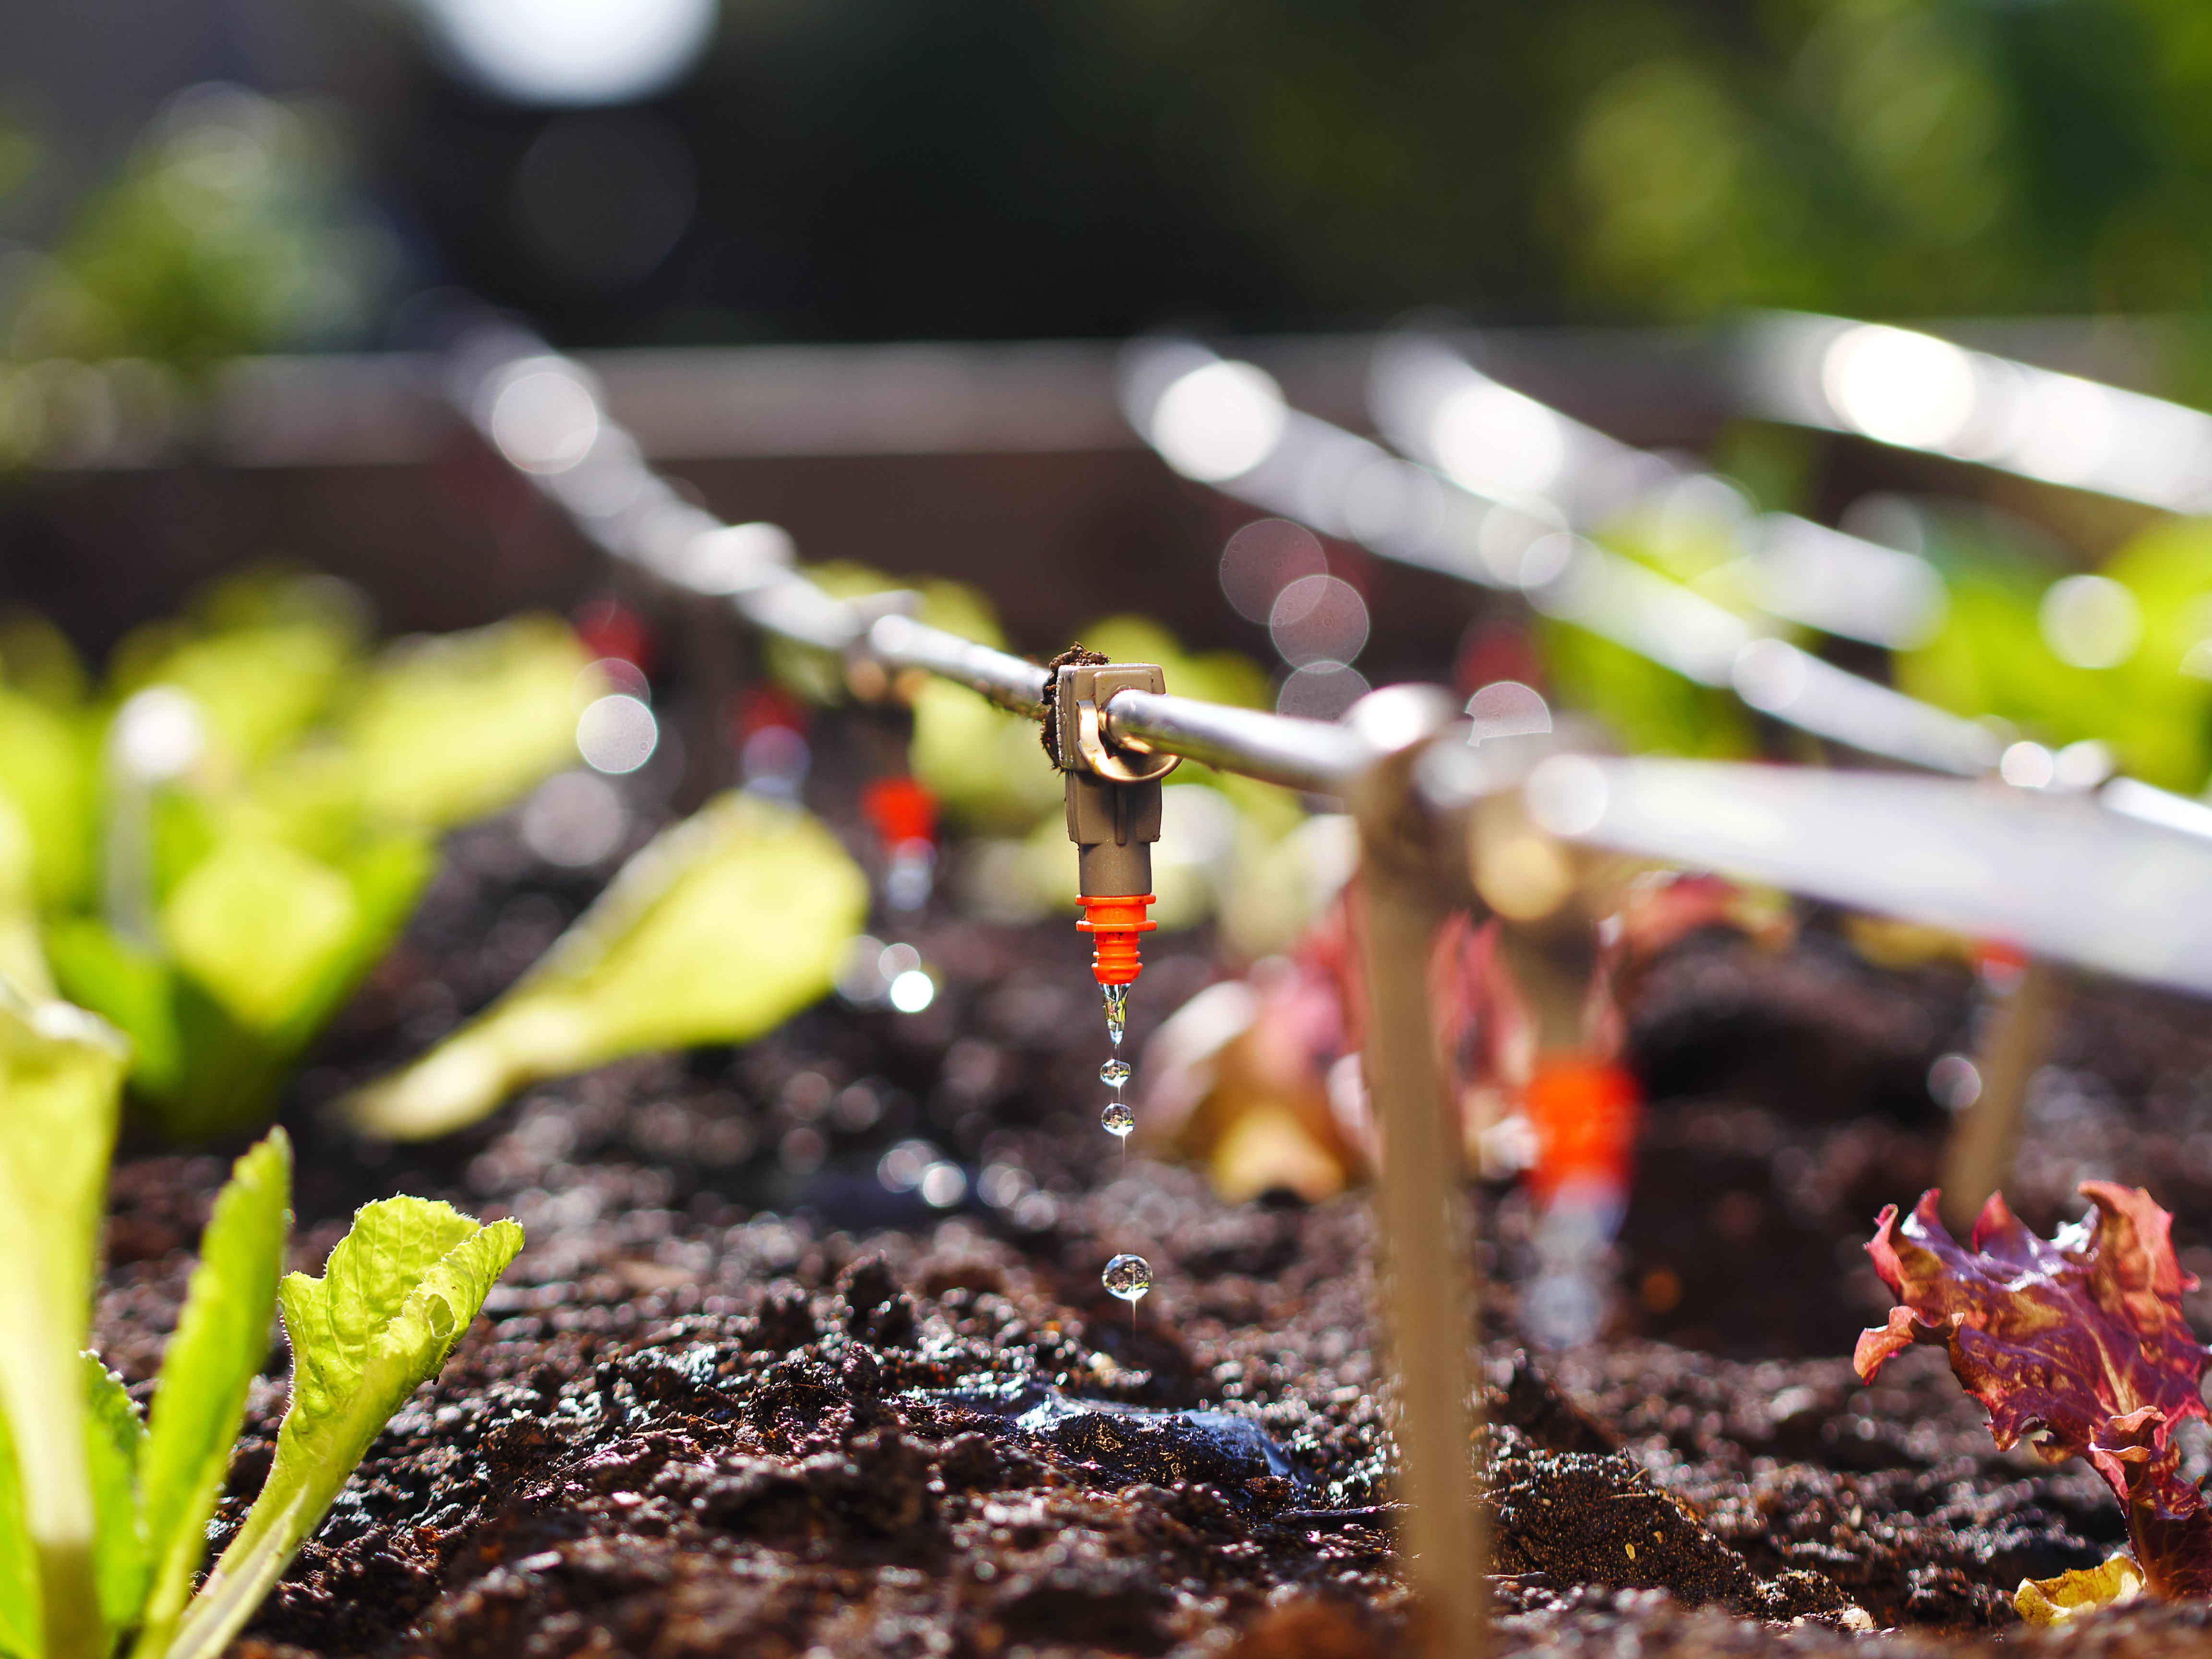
90;807;2212;1657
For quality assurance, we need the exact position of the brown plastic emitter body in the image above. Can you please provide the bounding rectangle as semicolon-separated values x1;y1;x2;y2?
1053;660;1177;986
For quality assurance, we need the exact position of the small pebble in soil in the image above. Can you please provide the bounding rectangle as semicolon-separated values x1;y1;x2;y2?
1102;1252;1152;1302
1101;1099;1135;1138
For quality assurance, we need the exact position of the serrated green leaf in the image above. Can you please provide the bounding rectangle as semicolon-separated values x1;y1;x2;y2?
82;1357;146;1633
0;984;130;1659
166;1200;522;1659
346;792;866;1139
127;1132;289;1659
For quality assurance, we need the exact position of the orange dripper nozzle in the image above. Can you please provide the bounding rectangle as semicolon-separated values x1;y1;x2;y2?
1524;1054;1642;1202
1076;893;1157;986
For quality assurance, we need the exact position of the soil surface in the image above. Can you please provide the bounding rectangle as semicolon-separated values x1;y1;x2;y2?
91;793;2212;1658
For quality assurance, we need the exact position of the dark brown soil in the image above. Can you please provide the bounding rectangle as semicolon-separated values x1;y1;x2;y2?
90;800;2212;1658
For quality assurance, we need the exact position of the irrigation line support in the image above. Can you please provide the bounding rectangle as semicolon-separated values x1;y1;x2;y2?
1939;959;2068;1234
1346;693;1486;1659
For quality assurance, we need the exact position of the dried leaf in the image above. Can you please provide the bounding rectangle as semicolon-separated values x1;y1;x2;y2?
2016;1553;2143;1624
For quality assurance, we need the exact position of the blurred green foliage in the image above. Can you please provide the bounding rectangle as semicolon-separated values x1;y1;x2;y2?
1537;624;1755;759
1082;0;2212;327
2;87;390;373
386;0;2212;344
0;574;590;1140
1534;487;1763;758
1899;510;2212;788
1559;0;2212;324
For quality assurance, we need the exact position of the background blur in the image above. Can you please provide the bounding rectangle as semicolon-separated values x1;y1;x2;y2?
9;0;2212;693
11;0;2212;356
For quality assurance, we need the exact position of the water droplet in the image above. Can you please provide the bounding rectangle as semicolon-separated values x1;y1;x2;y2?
1103;1253;1152;1302
1103;983;1128;1046
1101;1099;1135;1138
1099;1058;1131;1088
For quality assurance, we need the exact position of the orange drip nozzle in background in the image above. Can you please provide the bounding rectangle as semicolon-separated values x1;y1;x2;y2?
1076;894;1157;986
1525;1054;1641;1203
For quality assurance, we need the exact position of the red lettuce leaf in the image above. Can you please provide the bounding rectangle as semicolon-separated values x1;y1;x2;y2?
1856;1183;2212;1597
2101;1407;2212;1599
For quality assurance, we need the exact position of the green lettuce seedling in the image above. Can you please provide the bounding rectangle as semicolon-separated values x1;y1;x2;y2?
7;578;593;1140
346;790;868;1139
0;983;523;1659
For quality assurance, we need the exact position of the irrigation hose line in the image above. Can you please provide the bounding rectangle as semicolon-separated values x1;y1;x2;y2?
451;327;1395;798
452;325;2212;1002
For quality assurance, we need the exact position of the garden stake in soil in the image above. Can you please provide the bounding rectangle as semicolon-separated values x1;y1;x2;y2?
1348;687;1487;1659
1938;957;2069;1234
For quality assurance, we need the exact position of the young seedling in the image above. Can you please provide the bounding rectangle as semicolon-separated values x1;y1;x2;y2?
0;981;523;1659
25;592;595;1141
1856;1183;2212;1619
345;790;867;1139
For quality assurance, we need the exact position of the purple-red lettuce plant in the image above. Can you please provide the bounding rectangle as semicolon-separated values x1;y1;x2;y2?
1856;1183;2212;1600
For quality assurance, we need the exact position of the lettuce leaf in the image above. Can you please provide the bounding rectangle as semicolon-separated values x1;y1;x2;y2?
346;792;866;1139
127;1132;290;1659
50;831;430;1141
81;1359;146;1634
1858;1184;2212;1597
339;614;590;829
0;686;95;912
160;843;360;1034
0;984;130;1659
0;791;52;998
166;1199;521;1659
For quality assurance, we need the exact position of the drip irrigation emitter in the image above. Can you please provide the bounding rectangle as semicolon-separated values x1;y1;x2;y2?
445;313;2212;1659
1048;655;1178;997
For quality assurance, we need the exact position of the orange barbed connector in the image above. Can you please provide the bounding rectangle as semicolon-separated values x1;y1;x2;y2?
1076;893;1158;986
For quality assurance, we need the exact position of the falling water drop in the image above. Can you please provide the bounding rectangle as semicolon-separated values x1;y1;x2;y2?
1103;982;1128;1046
1099;1058;1131;1089
1103;1253;1152;1303
1101;1099;1135;1138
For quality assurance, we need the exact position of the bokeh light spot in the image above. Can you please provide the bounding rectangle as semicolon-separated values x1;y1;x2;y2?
1821;325;1977;450
576;693;658;773
1149;361;1287;481
2039;574;2141;669
1219;517;1328;623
